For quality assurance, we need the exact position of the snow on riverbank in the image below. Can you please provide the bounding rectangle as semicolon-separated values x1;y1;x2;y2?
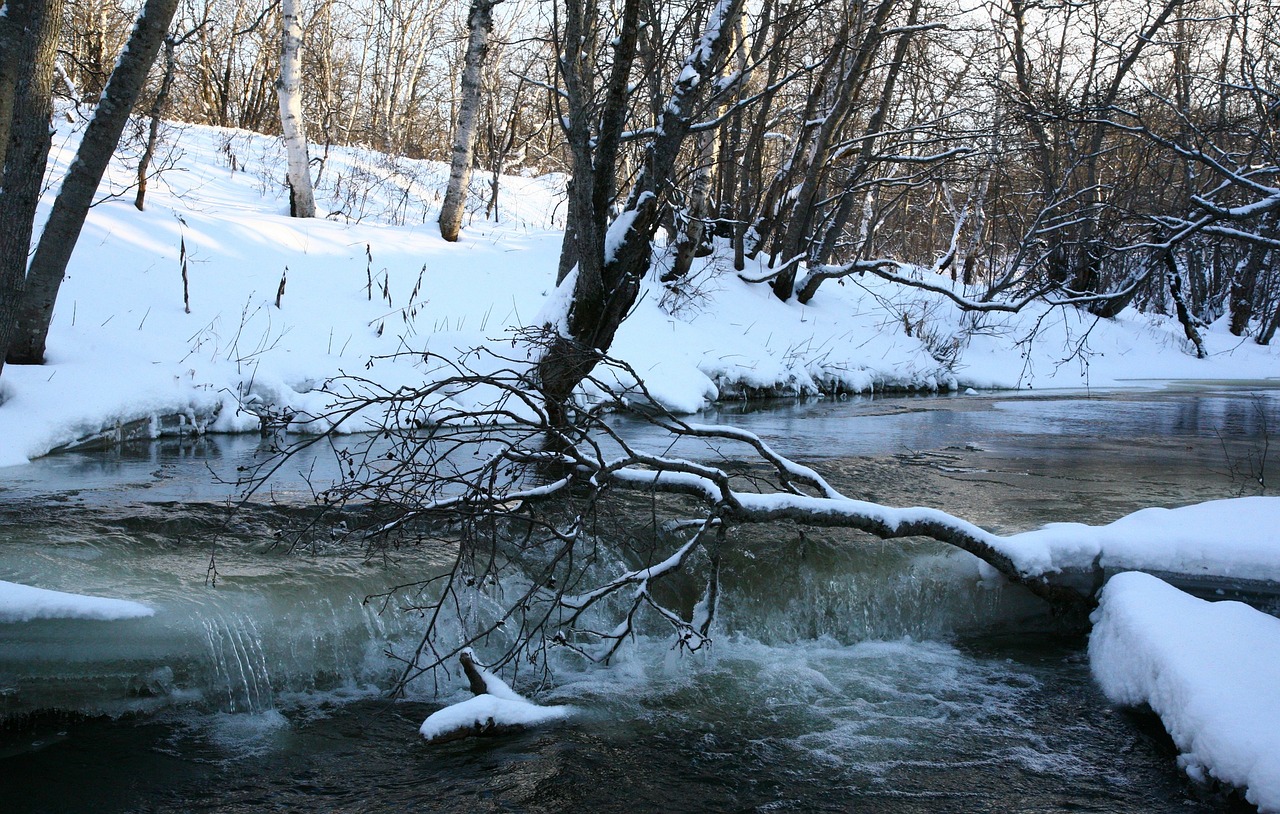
0;580;154;623
1090;572;1280;812
997;496;1280;582
1;117;1279;466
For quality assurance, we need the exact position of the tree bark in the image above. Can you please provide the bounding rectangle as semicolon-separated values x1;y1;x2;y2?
439;0;501;242
6;0;179;367
0;0;28;174
135;35;178;211
538;0;743;425
277;0;316;218
0;0;64;375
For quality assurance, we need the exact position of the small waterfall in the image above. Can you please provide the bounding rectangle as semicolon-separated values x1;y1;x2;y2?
0;511;439;720
202;613;276;713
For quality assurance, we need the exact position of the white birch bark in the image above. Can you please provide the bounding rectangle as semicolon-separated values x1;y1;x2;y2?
276;0;316;218
438;0;500;242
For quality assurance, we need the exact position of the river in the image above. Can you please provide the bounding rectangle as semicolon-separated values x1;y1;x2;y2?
1;385;1275;812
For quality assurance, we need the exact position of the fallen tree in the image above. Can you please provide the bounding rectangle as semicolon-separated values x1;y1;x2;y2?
241;336;1094;694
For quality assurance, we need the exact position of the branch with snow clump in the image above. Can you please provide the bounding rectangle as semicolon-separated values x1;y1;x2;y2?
419;649;571;744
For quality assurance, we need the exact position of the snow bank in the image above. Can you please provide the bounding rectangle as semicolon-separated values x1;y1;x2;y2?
1;115;1279;465
1089;572;1280;811
0;580;155;623
996;496;1280;581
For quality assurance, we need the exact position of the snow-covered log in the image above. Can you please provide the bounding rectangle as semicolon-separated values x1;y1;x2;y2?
419;650;571;744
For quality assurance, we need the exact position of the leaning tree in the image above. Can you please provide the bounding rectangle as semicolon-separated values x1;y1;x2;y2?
1;0;181;370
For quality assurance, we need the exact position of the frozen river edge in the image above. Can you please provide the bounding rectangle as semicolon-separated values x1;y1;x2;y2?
1091;572;1280;812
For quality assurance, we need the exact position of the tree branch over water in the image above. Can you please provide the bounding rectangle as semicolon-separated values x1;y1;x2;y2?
239;337;1091;692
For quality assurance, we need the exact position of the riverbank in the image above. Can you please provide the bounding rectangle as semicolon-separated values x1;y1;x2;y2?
2;117;1278;467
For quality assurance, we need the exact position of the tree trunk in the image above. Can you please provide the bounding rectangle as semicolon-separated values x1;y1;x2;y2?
0;0;28;174
665;127;717;282
1228;215;1276;336
812;0;923;269
1166;251;1206;359
768;0;896;301
538;0;742;425
439;0;501;242
135;35;177;212
277;0;316;218
1256;296;1280;346
6;0;179;367
0;0;64;375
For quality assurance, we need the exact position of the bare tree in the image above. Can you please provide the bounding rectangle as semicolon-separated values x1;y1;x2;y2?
246;345;1088;689
538;0;745;426
6;0;181;367
0;0;65;376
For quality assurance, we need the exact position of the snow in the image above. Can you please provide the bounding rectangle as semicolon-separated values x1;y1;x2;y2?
419;652;572;741
418;692;572;741
1090;572;1280;811
0;580;155;623
2;114;1278;466
997;496;1280;581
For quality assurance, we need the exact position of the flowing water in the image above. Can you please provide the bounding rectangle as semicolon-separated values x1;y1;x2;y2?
2;385;1277;812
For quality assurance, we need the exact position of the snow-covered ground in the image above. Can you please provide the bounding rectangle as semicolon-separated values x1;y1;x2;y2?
1;116;1278;466
1091;572;1280;812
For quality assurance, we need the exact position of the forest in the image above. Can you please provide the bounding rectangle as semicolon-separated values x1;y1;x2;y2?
1;0;1279;381
1;1;1280;811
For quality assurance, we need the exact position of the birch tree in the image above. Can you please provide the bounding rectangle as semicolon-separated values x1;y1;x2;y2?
439;0;502;242
277;0;316;218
